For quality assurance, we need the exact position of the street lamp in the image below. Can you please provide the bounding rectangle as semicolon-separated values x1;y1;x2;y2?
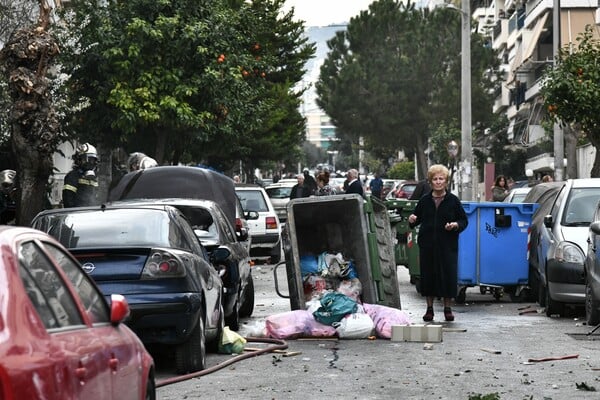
444;1;473;201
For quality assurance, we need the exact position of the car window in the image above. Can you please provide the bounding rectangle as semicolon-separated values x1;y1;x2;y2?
214;207;236;242
237;190;269;212
36;209;173;249
18;241;84;329
563;188;600;225
266;187;292;199
41;242;110;324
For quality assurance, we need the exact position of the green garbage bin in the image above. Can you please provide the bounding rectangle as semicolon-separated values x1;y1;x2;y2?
385;199;420;288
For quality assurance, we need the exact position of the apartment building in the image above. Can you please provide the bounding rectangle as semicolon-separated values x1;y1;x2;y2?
490;0;599;178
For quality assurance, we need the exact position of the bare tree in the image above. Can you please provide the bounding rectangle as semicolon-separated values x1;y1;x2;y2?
0;0;65;225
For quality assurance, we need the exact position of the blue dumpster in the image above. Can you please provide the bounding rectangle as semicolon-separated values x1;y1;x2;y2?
456;201;538;303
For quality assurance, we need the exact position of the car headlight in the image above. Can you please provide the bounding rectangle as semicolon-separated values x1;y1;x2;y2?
554;241;585;264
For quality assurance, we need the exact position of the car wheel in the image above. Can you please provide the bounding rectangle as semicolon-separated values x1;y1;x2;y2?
238;274;255;318
270;245;281;264
545;283;564;317
225;300;240;331
208;303;225;353
527;267;539;302
585;282;600;326
175;316;206;373
145;373;156;400
538;280;547;307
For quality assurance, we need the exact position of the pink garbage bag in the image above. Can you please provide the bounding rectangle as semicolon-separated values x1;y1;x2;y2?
265;310;337;339
362;303;412;339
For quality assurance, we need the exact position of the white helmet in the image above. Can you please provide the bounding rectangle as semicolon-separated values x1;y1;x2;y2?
139;156;158;169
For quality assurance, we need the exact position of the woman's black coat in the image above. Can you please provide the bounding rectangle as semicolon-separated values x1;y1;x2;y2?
409;191;468;298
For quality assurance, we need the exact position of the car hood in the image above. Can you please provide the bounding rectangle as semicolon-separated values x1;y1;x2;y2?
560;225;590;255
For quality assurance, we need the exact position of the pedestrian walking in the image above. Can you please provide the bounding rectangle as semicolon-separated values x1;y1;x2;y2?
345;168;364;196
315;171;336;196
290;174;311;199
369;173;383;199
408;164;468;322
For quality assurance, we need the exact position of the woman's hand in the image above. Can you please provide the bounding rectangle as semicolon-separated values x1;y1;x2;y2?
408;214;417;224
445;222;458;231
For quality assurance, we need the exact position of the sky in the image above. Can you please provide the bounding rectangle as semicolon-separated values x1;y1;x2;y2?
282;0;374;27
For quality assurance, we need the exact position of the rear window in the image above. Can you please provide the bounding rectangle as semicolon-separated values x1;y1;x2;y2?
237;190;269;212
34;209;179;249
266;187;292;199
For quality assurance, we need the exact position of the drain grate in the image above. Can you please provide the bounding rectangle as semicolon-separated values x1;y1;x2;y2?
567;333;600;341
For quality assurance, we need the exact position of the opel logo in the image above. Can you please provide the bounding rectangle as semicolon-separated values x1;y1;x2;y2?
82;262;96;274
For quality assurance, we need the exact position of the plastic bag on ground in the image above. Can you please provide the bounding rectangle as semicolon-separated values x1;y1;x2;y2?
334;312;375;339
266;310;337;339
362;303;412;339
313;292;358;326
218;326;247;354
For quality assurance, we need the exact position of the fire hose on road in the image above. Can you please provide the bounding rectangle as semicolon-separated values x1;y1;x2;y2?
156;337;288;388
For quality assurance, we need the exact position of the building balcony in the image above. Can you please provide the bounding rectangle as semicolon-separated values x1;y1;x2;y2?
492;19;509;49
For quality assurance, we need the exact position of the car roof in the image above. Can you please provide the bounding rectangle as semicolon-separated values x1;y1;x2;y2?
107;166;237;227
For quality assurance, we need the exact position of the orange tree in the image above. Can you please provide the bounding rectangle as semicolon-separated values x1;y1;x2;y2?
541;26;600;176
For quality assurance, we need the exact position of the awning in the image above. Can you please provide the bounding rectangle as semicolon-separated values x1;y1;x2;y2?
522;12;549;63
506;42;522;84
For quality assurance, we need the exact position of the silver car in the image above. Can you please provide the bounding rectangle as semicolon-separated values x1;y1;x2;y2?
532;178;600;317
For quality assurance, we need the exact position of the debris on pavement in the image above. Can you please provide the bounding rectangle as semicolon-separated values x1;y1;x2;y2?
527;354;579;362
480;348;502;354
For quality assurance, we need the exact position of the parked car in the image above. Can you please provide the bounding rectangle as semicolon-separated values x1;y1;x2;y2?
265;180;297;223
381;179;400;199
584;203;600;325
393;181;418;199
503;187;531;203
528;179;600;316
108;166;252;252
0;226;155;399
235;184;282;263
109;198;254;330
31;205;225;373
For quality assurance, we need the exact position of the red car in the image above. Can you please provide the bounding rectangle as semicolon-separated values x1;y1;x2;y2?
0;226;155;400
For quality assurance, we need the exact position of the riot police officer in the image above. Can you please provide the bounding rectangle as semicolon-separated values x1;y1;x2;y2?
62;143;99;207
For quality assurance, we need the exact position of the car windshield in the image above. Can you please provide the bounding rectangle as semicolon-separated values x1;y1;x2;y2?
35;209;176;249
563;188;600;226
237;190;269;212
266;187;292;199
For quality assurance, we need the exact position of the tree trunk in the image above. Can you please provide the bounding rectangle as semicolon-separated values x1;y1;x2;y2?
0;0;62;225
12;131;53;226
564;124;578;179
415;135;428;180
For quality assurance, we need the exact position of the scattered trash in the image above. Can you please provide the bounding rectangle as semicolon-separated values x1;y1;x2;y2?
423;343;434;350
443;327;467;333
481;348;502;355
527;354;579;363
576;382;597;392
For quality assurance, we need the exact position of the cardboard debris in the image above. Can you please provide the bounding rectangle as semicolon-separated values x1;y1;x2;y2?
391;325;443;342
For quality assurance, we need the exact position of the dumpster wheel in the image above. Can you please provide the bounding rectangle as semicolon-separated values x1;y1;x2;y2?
456;286;467;304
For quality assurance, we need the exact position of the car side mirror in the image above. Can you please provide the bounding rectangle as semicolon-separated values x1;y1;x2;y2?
245;211;259;220
211;247;231;263
591;221;600;235
543;214;553;228
110;294;130;325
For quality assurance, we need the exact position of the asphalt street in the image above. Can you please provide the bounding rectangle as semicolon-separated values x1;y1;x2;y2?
156;262;600;400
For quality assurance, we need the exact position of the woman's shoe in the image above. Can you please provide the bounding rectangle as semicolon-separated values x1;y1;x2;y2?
444;307;454;322
423;307;434;322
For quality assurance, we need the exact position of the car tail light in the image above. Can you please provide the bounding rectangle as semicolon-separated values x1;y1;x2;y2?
265;216;278;230
235;217;243;232
141;249;187;279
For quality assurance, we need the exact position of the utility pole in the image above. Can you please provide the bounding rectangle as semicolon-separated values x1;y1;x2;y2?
553;0;564;181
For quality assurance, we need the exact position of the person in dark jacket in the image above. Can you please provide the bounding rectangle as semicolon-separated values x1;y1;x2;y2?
290;174;310;199
408;164;468;322
345;168;364;196
369;173;383;199
302;168;317;196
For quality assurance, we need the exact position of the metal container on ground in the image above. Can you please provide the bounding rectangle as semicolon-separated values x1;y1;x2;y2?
457;201;539;303
274;194;401;310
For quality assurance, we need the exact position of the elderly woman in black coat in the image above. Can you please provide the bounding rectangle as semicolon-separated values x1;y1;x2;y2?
408;164;468;322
